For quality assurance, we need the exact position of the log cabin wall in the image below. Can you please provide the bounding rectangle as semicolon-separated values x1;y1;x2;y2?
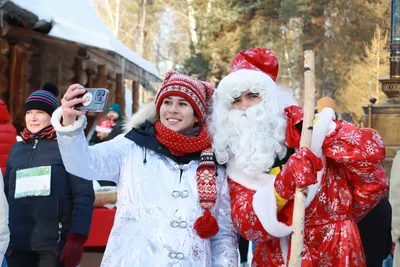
0;25;133;136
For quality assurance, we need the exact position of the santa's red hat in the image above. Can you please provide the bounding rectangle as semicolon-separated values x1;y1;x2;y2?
214;48;288;107
230;47;279;81
95;118;113;134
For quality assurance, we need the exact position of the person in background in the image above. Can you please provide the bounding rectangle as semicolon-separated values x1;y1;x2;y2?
51;71;238;266
89;118;113;146
4;82;94;267
390;149;400;267
88;103;123;145
0;99;16;175
105;103;123;140
0;171;9;267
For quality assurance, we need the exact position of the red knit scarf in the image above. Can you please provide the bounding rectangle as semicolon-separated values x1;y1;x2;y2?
155;121;211;156
155;121;219;238
21;125;57;143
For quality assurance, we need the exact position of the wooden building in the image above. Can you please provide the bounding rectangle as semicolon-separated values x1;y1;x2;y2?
0;0;161;133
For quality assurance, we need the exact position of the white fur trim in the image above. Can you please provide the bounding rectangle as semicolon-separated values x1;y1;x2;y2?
123;102;156;132
95;125;112;134
51;107;86;132
215;69;279;101
280;236;289;265
312;107;336;157
226;161;275;190
252;180;292;237
230;105;336;237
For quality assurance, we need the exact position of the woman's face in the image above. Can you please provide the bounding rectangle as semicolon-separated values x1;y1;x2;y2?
159;96;197;132
25;109;51;134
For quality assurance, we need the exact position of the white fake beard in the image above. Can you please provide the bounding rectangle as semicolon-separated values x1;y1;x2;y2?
212;101;288;175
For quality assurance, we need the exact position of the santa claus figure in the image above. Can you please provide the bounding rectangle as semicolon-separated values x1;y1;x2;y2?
210;48;389;266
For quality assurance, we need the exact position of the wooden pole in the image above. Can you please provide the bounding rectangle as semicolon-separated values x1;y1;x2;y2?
288;50;316;267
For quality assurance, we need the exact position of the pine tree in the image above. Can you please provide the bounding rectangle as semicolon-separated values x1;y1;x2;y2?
336;25;389;123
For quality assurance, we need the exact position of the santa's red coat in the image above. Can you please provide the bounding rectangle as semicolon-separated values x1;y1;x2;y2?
229;120;388;267
0;100;16;175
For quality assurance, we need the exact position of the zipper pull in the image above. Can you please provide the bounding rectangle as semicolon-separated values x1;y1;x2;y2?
57;222;62;243
33;139;38;149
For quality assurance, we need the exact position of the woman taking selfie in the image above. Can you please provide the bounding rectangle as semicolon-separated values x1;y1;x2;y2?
51;71;238;266
4;82;94;267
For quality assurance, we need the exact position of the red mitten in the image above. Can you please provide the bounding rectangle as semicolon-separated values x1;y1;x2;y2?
274;147;323;200
61;233;86;267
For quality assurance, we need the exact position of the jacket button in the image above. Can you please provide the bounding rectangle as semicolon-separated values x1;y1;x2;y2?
172;190;179;198
180;221;187;228
169;252;177;258
181;190;189;198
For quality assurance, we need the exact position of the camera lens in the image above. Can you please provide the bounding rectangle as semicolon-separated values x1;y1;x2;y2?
100;90;105;96
96;91;102;96
95;96;102;102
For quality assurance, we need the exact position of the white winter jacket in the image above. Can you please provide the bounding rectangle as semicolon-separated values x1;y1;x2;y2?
0;171;9;264
390;149;400;266
51;107;238;267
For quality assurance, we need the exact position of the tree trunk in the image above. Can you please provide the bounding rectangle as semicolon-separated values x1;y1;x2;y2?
114;0;121;36
137;0;147;56
288;50;316;267
186;0;198;52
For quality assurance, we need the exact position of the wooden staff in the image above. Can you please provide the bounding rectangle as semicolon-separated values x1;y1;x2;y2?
288;50;316;267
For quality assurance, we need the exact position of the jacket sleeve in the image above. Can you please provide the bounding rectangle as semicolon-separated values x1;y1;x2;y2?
390;150;400;242
210;169;238;267
322;121;389;222
3;160;10;199
68;173;95;238
51;107;128;184
229;179;291;243
0;171;9;263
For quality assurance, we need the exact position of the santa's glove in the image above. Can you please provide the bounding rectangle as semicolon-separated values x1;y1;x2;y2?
274;147;323;200
61;233;86;267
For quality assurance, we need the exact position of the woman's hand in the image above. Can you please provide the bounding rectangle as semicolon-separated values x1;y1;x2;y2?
61;84;87;126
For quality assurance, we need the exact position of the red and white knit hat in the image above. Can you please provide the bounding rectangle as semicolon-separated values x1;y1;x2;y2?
155;70;215;124
95;118;113;134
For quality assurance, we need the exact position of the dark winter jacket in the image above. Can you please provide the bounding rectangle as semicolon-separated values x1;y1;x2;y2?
4;138;94;253
357;197;392;267
0;100;16;175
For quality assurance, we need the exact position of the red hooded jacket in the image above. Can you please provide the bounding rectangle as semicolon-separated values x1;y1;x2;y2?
0;100;16;175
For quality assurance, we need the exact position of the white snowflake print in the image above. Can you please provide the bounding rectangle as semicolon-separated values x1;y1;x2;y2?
364;140;379;155
358;160;372;167
246;211;257;226
271;251;283;263
233;214;242;230
295;173;305;185
342;130;361;145
335;242;344;258
372;132;385;148
244;229;264;242
321;224;335;242
318;193;327;204
318;252;333;267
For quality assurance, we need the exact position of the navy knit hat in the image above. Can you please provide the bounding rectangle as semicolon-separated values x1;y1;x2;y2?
24;82;60;116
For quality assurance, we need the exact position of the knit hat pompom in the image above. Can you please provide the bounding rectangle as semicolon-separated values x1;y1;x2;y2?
40;81;59;97
194;209;219;239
